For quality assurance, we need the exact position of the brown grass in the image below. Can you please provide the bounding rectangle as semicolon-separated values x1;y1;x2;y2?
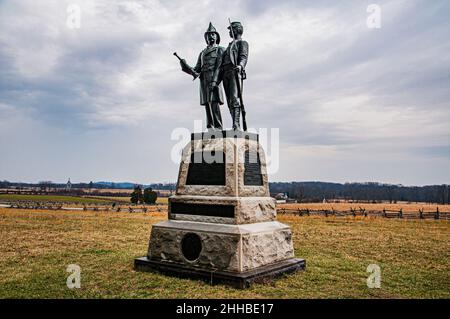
0;207;448;298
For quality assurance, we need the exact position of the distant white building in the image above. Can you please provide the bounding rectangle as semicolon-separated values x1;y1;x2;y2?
66;178;72;191
275;193;288;204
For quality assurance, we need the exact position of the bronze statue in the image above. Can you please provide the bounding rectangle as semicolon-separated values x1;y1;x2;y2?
221;20;249;131
175;23;225;130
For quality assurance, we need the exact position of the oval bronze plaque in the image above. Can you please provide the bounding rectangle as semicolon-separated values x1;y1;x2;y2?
181;233;202;261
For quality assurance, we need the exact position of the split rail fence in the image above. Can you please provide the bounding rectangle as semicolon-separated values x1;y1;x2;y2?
0;202;165;213
1;201;449;220
276;207;450;220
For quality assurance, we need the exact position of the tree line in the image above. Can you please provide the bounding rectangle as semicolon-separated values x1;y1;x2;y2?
269;182;450;204
0;180;176;191
2;180;449;204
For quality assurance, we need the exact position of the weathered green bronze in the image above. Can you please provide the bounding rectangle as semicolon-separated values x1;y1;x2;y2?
175;22;225;130
174;20;249;131
222;20;249;131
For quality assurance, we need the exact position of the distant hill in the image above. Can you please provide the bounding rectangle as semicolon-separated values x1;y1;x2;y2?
0;180;448;204
96;181;136;189
95;182;176;190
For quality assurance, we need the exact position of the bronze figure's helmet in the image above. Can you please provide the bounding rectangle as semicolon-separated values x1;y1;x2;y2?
228;21;244;36
227;21;242;29
204;22;220;44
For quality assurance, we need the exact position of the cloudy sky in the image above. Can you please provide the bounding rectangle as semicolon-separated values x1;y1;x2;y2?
0;0;449;186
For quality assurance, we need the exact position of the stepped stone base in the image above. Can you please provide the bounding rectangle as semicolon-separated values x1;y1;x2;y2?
169;195;276;224
135;131;305;288
134;257;305;289
146;220;295;272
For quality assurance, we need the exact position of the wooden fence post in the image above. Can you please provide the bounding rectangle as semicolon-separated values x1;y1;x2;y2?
419;208;423;219
383;208;386;218
435;207;440;220
399;208;403;219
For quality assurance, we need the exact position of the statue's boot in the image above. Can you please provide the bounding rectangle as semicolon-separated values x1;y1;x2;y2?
232;107;241;131
212;103;223;130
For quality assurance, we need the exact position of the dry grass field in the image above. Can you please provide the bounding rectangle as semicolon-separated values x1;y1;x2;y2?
0;207;449;299
83;196;169;204
0;194;112;204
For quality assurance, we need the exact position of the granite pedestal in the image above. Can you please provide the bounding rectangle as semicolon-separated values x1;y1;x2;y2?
135;130;305;288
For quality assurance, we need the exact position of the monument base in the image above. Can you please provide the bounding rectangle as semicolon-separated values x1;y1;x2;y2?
134;257;306;289
135;131;306;288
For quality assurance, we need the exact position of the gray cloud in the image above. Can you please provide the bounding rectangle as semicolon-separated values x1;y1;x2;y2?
0;0;449;185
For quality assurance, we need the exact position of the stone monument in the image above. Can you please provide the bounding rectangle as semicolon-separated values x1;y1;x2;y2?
134;20;305;288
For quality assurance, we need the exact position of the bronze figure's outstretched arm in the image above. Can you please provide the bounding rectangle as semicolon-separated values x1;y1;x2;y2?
173;52;199;80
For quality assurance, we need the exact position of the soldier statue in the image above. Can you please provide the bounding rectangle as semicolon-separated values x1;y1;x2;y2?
175;23;225;130
221;21;249;131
